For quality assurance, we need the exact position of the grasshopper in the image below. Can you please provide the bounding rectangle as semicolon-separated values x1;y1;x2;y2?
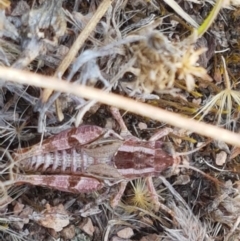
13;107;175;210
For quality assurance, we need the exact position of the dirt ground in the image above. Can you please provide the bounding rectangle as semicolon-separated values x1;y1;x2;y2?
1;0;240;240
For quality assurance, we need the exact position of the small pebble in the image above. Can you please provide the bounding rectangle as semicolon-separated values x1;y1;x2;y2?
117;227;134;239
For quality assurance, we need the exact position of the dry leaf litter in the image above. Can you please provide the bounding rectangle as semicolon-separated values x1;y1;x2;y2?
0;0;240;241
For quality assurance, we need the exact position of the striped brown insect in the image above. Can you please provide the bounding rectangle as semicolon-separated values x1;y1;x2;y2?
13;108;175;209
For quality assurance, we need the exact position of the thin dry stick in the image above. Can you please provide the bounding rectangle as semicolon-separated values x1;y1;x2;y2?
41;0;113;114
2;66;240;147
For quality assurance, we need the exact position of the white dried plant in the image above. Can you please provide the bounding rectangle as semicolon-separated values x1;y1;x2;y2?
128;31;211;94
194;56;240;129
164;202;211;241
158;176;213;241
0;107;35;152
126;179;155;211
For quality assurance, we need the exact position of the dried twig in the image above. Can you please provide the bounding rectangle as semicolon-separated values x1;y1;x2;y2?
1;66;240;147
40;0;113;117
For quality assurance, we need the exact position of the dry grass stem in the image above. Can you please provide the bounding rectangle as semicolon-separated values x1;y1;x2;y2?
1;66;240;146
41;0;113;103
197;0;225;37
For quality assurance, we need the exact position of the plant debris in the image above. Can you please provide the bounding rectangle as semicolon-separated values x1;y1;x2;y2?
1;0;240;240
29;203;69;232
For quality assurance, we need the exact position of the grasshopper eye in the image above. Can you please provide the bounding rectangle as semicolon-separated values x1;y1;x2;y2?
159;142;175;156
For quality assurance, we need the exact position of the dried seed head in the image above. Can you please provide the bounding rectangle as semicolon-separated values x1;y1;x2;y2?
126;179;154;211
176;47;211;91
128;31;210;94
